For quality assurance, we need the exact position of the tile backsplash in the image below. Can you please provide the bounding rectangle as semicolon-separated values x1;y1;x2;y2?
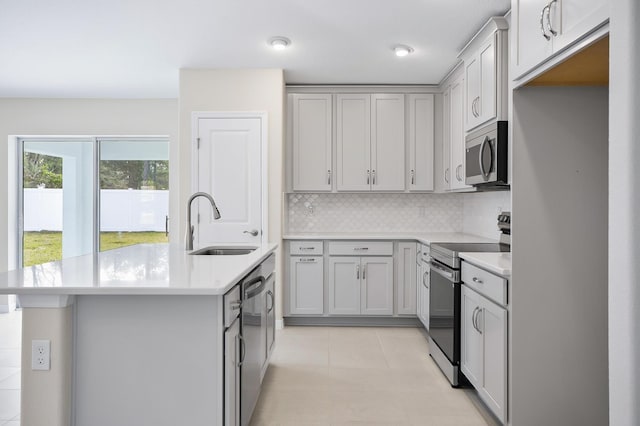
462;191;512;240
286;191;511;239
287;193;463;233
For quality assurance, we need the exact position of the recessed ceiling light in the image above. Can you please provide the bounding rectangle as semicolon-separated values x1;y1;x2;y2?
269;37;291;50
394;45;414;57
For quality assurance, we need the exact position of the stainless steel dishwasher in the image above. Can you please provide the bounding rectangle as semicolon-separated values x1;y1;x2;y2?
241;254;275;426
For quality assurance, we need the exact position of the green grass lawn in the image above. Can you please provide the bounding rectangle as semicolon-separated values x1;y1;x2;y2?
23;231;168;267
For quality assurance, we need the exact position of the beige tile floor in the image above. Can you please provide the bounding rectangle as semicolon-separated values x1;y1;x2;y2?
251;326;497;426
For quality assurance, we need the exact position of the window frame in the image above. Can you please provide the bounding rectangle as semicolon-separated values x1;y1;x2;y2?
17;136;169;268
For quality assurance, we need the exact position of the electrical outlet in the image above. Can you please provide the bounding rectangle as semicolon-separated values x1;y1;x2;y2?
31;339;50;371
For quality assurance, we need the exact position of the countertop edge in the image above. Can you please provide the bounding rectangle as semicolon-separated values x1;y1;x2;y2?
0;243;279;297
282;233;497;245
459;252;512;277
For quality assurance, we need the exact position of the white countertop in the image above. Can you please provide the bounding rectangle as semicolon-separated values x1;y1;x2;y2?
0;243;278;296
283;232;496;245
459;252;512;276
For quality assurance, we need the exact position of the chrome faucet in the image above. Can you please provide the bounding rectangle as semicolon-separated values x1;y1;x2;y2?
186;192;221;250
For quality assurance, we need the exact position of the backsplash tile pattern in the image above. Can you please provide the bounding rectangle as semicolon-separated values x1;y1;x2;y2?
287;193;463;233
462;191;512;240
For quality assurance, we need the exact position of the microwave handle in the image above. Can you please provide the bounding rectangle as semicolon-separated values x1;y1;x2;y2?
479;136;491;179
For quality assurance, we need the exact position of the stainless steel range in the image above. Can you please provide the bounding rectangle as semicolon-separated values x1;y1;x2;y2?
428;213;510;386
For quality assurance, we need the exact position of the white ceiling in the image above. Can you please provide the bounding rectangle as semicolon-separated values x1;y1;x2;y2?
0;0;510;98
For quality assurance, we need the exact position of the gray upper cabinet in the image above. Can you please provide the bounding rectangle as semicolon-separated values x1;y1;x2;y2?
336;94;372;191
407;94;435;191
337;93;405;191
371;94;406;191
291;94;333;191
512;0;608;81
459;17;508;132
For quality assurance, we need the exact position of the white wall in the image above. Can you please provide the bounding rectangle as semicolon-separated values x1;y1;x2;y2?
179;69;285;320
0;98;179;308
609;1;640;424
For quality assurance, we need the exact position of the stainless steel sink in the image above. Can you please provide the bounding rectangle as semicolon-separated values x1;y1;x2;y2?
190;246;257;256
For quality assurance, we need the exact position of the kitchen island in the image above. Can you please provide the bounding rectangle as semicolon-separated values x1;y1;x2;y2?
0;242;278;426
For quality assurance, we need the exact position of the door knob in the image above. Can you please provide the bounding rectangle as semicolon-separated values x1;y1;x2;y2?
243;229;259;237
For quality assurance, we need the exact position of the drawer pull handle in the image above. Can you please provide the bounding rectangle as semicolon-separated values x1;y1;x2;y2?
472;277;483;284
354;247;369;251
230;300;242;311
300;247;315;250
299;258;317;263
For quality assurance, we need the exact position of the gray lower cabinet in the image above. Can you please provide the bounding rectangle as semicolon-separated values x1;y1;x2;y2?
224;311;241;426
329;256;393;315
396;242;417;315
289;256;324;315
461;284;507;423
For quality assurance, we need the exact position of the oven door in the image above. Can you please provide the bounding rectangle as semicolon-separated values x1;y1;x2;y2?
429;261;460;364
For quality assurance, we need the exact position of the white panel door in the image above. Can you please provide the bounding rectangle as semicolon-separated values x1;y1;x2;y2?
336;94;371;191
480;298;507;423
196;117;262;244
289;256;324;315
371;94;405;191
361;257;393;316
396;243;417;315
461;286;483;388
512;0;554;79
553;0;609;53
292;94;332;191
408;94;435;191
329;257;361;315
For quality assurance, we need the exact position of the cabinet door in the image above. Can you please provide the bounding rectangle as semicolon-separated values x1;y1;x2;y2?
408;94;435;191
337;94;371;191
480;298;507;423
553;0;609;53
371;94;405;191
441;86;452;190
361;257;394;315
512;0;554;79
329;257;361;314
396;243;417;315
419;263;430;329
461;286;483;388
289;256;324;315
478;34;497;126
265;275;276;358
224;319;240;426
465;55;480;131
450;74;472;190
291;94;332;191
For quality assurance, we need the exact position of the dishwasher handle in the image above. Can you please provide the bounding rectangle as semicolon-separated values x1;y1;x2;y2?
244;276;266;299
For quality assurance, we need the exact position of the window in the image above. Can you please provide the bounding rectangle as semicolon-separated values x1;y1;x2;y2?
19;137;169;267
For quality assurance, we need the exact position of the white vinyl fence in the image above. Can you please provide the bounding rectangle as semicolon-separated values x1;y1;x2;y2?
24;188;169;232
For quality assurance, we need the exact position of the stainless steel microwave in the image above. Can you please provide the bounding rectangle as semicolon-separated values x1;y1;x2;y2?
465;121;508;187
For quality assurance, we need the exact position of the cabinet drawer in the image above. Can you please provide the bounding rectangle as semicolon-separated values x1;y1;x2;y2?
223;285;242;327
290;241;323;255
328;241;393;256
461;261;507;306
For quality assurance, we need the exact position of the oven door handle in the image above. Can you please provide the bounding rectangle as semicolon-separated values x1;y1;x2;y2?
429;261;455;280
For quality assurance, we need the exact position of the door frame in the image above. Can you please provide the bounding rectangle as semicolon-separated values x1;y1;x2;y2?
191;111;269;243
